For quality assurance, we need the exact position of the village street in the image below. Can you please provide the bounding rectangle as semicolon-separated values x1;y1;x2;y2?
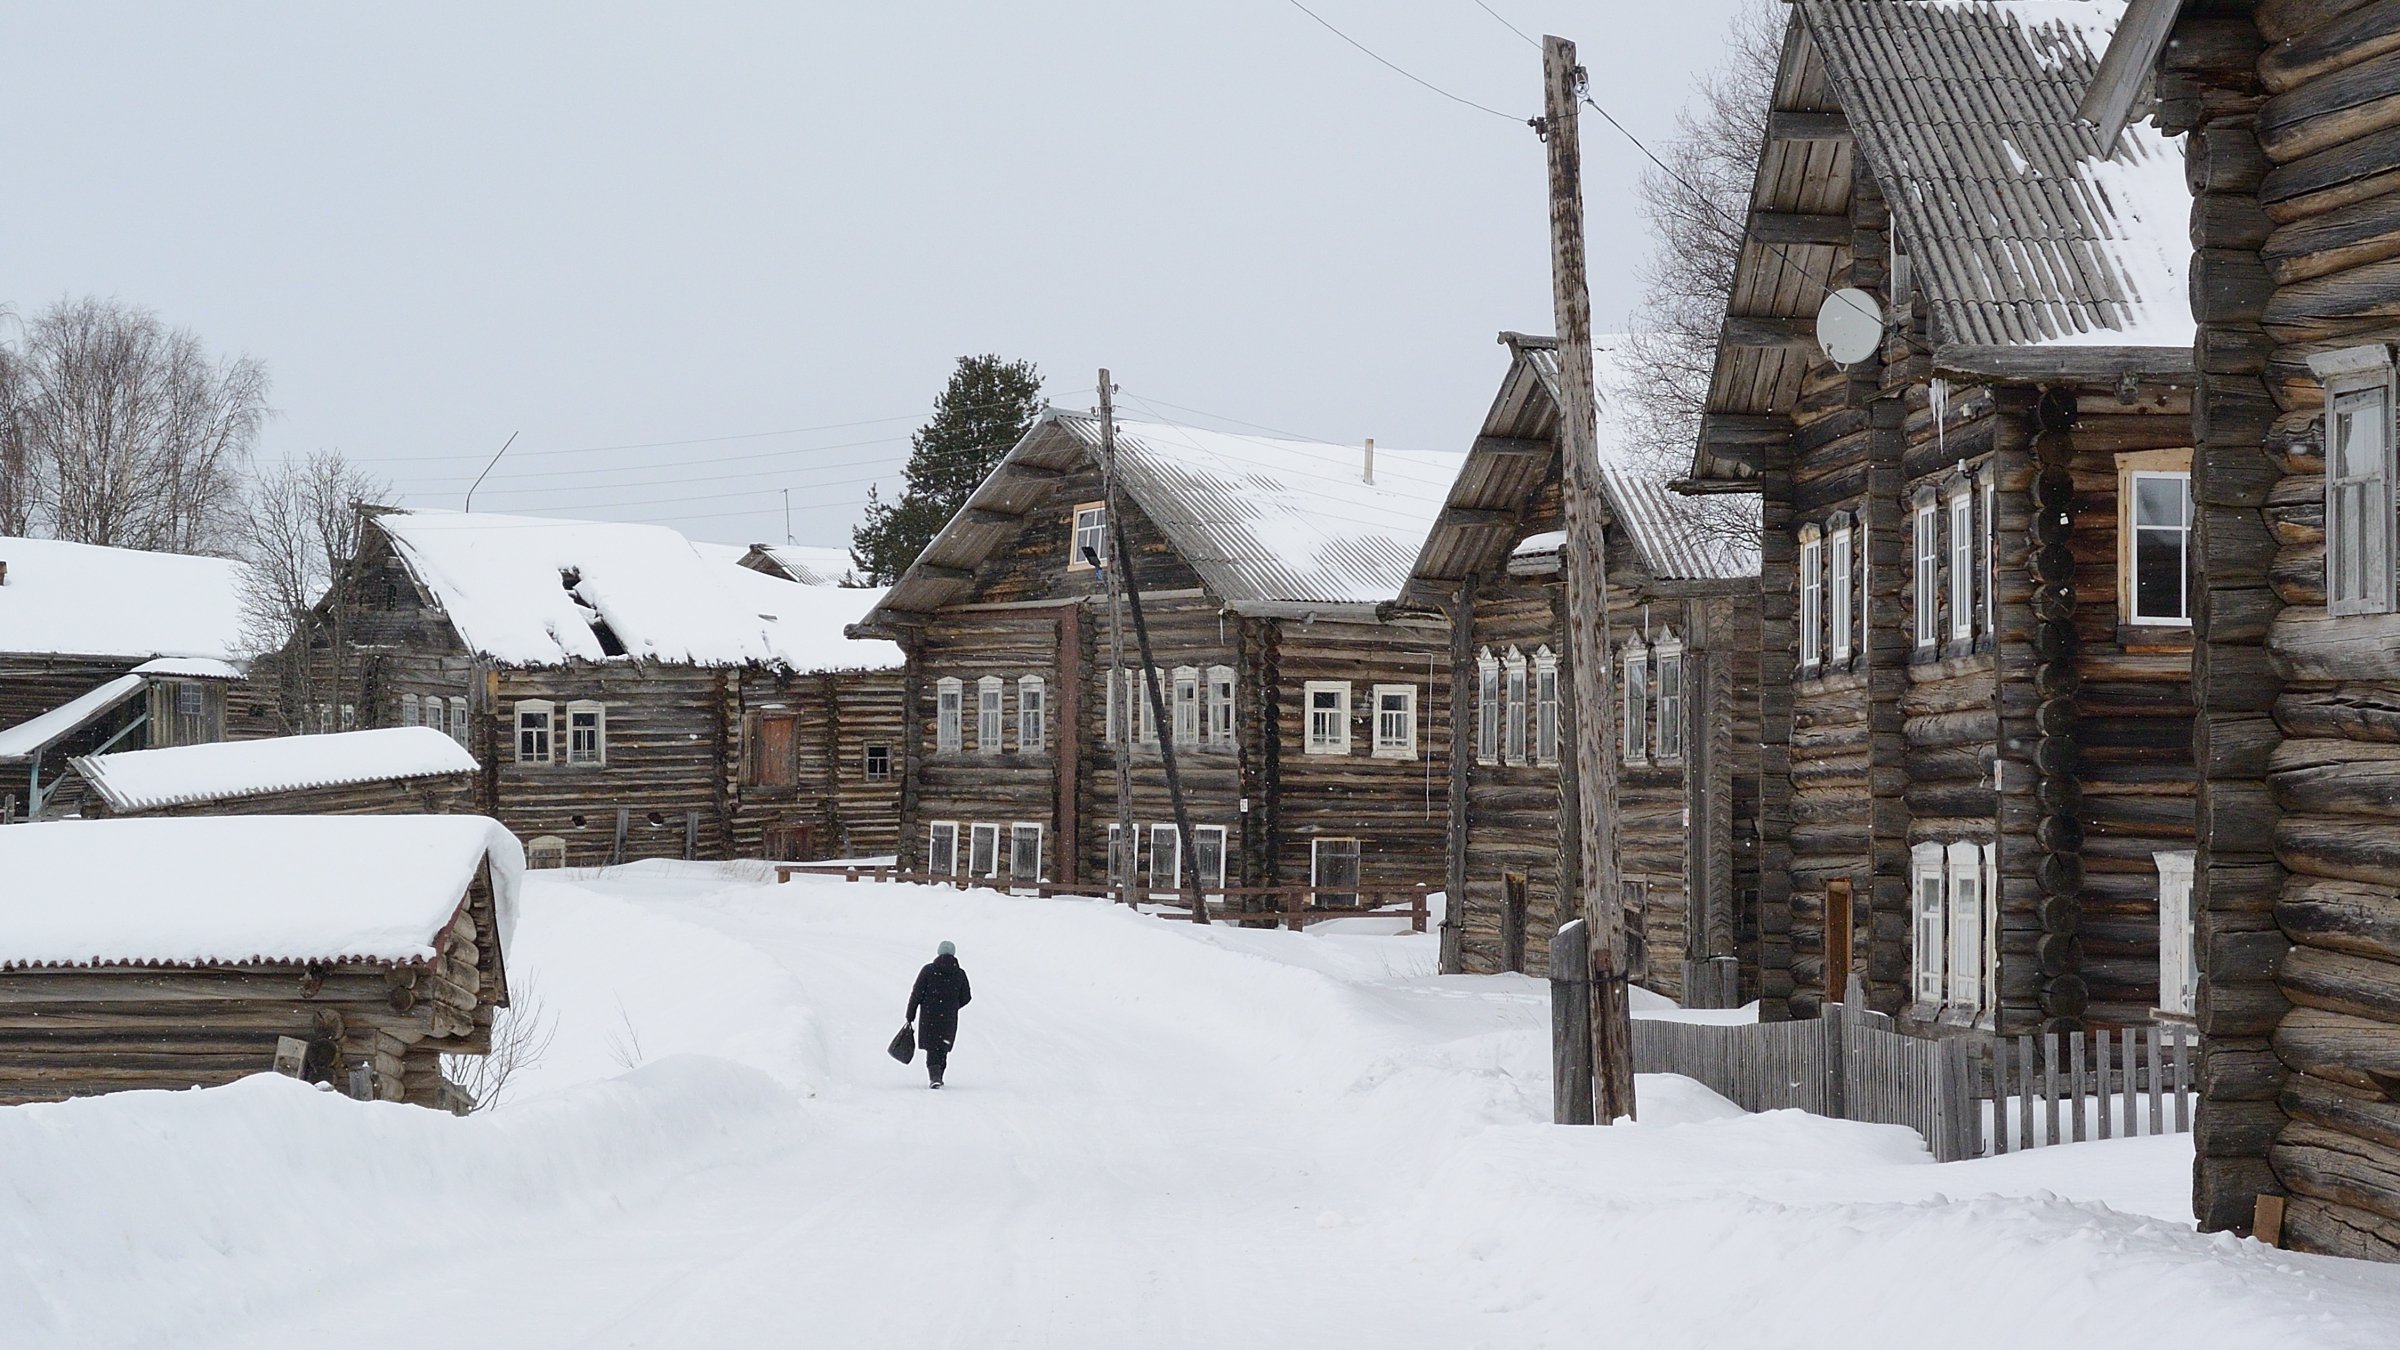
4;864;2396;1348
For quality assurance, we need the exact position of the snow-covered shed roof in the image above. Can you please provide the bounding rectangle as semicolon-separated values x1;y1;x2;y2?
0;815;523;970
69;727;478;814
861;409;1467;629
0;675;147;763
1407;336;1760;604
711;557;903;672
374;509;899;671
0;537;248;662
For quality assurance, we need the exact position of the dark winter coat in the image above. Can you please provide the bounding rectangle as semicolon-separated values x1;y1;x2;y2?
907;955;972;1044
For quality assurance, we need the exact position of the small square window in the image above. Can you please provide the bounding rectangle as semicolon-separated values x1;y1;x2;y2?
864;743;892;780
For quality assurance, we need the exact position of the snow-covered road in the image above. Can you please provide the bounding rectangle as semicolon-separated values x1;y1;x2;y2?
7;864;2398;1347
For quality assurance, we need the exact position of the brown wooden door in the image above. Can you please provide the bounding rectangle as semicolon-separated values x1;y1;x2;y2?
1825;878;1853;1006
765;822;813;861
1501;872;1529;972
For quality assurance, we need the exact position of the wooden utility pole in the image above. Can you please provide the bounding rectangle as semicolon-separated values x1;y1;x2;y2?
1540;34;1634;1123
1098;373;1137;906
1113;505;1211;924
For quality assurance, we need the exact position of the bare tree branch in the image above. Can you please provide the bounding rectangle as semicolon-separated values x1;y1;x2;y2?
234;452;388;732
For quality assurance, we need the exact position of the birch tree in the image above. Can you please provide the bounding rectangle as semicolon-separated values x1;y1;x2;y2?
236;452;388;732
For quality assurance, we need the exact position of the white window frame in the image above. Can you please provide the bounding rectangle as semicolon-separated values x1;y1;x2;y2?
1018;675;1046;752
1533;646;1560;765
1371;684;1417;759
2157;849;2198;1017
1148;823;1181;897
1192;824;1229;895
1911;841;1946;1006
935;677;963;754
1799;525;1823;671
1945;840;1984;1011
1069;501;1107;570
1304;681;1351;755
1914;495;1940;649
1172;666;1201;748
968;822;1001;879
1621;636;1649;766
1504;649;1528;765
1119;670;1157;746
927;821;960;877
1983;474;1998;640
2121;454;2194;627
2312;344;2397;617
402;693;421;727
1654;633;1685;764
1009;822;1044;884
1106;824;1135;888
1828;516;1853;665
566;699;607;766
1476;649;1500;765
1949;486;1975;642
447;697;469;747
1310;836;1362;905
514;699;555;765
977;676;1005;754
1207;665;1236;749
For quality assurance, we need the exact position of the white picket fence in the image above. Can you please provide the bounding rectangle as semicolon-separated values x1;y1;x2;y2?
1630;1002;2195;1161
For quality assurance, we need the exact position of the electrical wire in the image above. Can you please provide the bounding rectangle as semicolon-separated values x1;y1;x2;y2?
1281;0;1530;123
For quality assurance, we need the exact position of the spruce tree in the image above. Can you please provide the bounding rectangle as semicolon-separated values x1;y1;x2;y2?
851;355;1044;584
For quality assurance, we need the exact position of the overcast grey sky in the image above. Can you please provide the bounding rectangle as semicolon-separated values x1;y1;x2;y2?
4;2;1752;550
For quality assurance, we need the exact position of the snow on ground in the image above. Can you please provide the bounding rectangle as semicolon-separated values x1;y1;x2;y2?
5;867;2397;1348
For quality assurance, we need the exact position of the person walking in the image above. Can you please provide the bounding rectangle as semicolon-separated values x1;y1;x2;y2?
906;940;972;1089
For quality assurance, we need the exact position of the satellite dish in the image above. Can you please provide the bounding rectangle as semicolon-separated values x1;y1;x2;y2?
1816;287;1885;366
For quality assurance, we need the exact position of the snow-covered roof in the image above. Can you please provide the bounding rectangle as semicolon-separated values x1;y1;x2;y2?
746;543;856;587
131;657;244;680
70;727;478;813
369;506;897;667
0;537;248;662
860;410;1466;628
0;675;147;763
0;815;523;970
711;559;903;672
1800;0;2192;350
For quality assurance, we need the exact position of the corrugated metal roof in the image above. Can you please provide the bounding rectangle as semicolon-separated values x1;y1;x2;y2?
1800;0;2192;348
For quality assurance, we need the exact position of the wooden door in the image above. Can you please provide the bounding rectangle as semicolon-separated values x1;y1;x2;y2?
765;821;813;862
1825;878;1853;1006
1501;872;1529;972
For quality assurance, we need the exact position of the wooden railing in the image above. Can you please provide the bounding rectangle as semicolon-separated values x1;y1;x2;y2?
772;863;1429;933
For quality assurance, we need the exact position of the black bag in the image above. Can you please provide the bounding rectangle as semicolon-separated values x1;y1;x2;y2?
888;1023;916;1064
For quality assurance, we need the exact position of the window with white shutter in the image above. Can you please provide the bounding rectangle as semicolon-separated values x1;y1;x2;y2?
1945;841;1983;1011
1621;636;1649;765
1912;842;1946;1006
1829;516;1853;665
1476;650;1500;764
1655;633;1684;764
1533;647;1560;764
2311;345;2398;617
935;678;963;754
977;677;1004;753
1018;676;1046;752
1915;494;1940;648
1799;525;1823;671
2156;849;2197;1017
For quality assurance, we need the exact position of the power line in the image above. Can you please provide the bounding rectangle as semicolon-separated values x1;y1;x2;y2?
1281;0;1530;123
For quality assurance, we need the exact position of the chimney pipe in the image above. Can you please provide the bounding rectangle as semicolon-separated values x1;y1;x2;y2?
1363;437;1375;486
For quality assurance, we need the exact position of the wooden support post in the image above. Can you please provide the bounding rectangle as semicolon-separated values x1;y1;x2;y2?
1097;371;1138;908
1540;34;1632;1123
1552;918;1595;1125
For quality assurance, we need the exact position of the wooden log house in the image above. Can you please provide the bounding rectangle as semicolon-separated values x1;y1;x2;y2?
1686;1;2202;1045
0;814;518;1107
1398;335;1763;1004
2084;0;2400;1258
0;536;271;821
284;508;903;867
54;726;478;820
852;411;1465;904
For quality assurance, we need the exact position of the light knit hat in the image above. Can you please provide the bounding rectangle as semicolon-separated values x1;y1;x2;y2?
938;940;956;957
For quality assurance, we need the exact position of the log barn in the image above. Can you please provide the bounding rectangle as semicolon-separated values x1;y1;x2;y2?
1399;334;1762;1004
853;410;1464;904
0;814;518;1107
1686;1;2201;1043
0;536;269;821
284;508;903;867
2085;0;2400;1258
55;726;478;820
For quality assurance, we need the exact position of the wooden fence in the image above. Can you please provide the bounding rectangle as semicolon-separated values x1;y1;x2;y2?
772;863;1430;933
1625;999;2194;1162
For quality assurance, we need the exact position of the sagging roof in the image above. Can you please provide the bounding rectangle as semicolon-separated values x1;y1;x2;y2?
69;726;478;814
0;675;148;764
1693;0;2194;485
374;509;896;672
861;410;1466;630
1407;335;1761;603
0;536;248;662
739;543;857;587
0;815;522;970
